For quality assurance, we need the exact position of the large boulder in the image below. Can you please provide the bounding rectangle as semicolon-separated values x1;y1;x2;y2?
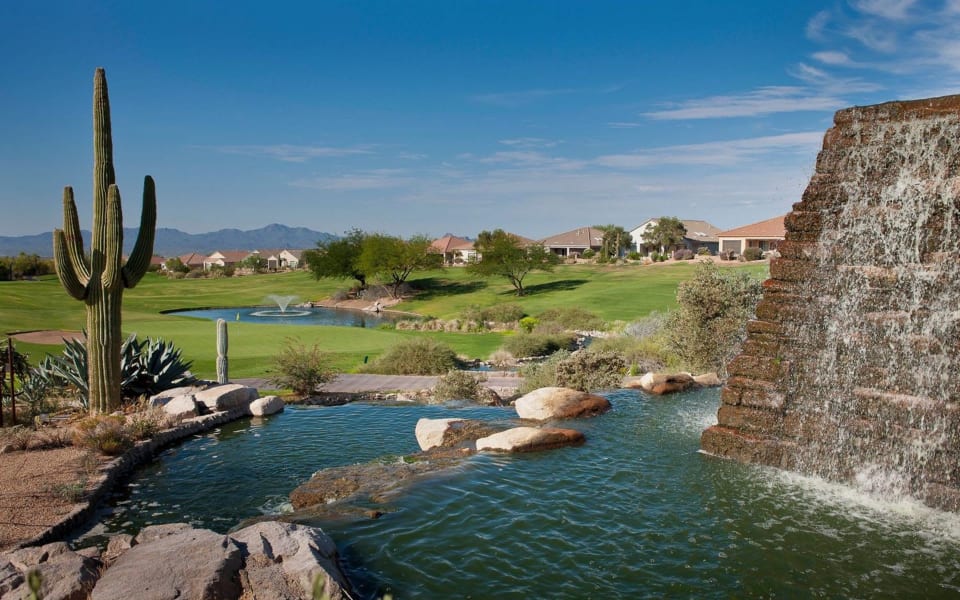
148;385;203;409
630;372;695;395
476;427;585;452
91;528;242;600
415;418;464;451
249;395;285;417
514;387;611;421
230;521;352;600
3;542;99;600
161;394;200;418
194;384;259;412
693;372;722;387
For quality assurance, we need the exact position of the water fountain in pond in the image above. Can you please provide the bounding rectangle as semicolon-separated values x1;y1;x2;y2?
702;95;960;512
250;294;310;317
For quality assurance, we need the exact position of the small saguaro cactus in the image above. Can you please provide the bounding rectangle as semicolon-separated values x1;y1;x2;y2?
53;68;156;414
216;318;229;384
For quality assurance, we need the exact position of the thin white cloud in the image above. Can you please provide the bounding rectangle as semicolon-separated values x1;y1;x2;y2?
644;87;843;120
806;10;832;40
812;51;853;66
211;144;373;162
594;132;823;168
851;0;917;20
290;169;410;190
498;137;562;148
607;122;644;129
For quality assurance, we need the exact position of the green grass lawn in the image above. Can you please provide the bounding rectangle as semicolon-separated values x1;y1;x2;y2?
0;261;767;379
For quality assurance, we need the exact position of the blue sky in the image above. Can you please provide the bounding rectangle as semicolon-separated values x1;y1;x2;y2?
2;0;959;239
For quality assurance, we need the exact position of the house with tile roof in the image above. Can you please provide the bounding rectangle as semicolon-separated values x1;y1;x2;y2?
630;218;724;256
716;215;787;256
203;250;254;271
540;226;605;258
177;252;206;270
255;248;305;270
430;235;477;265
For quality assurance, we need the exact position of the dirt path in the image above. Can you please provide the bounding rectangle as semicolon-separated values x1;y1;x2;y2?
9;330;83;345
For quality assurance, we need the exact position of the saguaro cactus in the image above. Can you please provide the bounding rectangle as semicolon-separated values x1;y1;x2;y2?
53;68;156;414
216;318;229;384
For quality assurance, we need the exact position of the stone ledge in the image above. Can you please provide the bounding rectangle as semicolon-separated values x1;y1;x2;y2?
15;408;251;551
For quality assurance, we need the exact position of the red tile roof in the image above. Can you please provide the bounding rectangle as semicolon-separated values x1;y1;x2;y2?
717;215;786;238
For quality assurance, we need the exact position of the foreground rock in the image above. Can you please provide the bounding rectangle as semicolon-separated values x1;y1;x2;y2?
2;541;99;600
475;427;585;453
231;521;351;600
514;387;611;421
0;522;356;600
91;527;243;600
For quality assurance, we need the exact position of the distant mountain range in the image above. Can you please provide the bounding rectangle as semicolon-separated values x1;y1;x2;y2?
0;224;336;258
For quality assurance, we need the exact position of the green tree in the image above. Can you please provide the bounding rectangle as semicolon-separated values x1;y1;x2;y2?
357;233;441;299
594;225;634;261
164;257;190;274
642;217;686;255
666;261;763;375
303;228;368;289
468;229;560;296
240;254;267;272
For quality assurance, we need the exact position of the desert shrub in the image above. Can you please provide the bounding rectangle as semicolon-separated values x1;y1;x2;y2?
536;307;605;332
487;349;514;369
673;249;695;260
363;338;458;375
52;480;87;503
433;370;488;402
72;415;133;456
31;427;74;450
459;305;484;325
481;303;525;324
581;249;596;259
0;426;35;452
586;335;669;375
518;317;538;333
269;338;339;395
501;333;575;358
127;409;172;440
518;350;570;394
666;261;763;375
555;350;626;392
626;251;641;261
622;311;669;339
697;247;712;256
741;247;764;261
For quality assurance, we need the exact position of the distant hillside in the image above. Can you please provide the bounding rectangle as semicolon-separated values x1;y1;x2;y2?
0;224;336;257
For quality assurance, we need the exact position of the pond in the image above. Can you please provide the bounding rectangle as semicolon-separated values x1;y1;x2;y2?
75;389;960;598
168;306;410;328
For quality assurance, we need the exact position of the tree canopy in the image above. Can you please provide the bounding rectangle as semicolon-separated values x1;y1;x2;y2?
468;229;559;295
357;233;442;298
303;228;368;289
642;217;687;254
303;229;440;298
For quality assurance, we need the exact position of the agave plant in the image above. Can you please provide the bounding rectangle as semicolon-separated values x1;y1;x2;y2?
30;333;195;408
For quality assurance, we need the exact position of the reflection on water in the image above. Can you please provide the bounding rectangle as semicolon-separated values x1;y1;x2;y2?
75;390;960;598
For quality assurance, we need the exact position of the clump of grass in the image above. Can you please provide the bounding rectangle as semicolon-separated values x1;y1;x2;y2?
535;307;606;332
50;479;87;503
72;415;133;456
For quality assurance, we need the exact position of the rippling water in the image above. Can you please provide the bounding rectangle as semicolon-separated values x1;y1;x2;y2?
76;390;960;598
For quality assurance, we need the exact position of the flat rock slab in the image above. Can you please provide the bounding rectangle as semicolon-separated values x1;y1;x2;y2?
194;383;259;412
476;427;585;452
2;541;99;600
91;528;242;600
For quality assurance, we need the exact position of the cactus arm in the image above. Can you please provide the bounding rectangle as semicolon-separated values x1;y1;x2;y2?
53;229;88;300
122;175;157;289
61;186;91;283
101;184;124;289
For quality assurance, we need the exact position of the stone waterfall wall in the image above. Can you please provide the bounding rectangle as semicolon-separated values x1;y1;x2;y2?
701;95;960;512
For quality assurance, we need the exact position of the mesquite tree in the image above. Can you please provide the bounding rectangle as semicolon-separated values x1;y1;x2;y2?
53;68;156;414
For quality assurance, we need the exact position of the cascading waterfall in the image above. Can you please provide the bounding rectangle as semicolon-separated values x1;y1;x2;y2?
702;96;960;511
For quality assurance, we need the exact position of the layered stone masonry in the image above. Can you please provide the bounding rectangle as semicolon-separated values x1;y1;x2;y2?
701;95;960;512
